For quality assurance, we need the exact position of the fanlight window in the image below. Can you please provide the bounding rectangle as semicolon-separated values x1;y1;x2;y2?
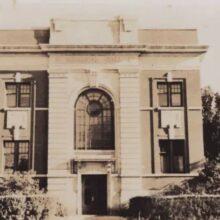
75;89;114;150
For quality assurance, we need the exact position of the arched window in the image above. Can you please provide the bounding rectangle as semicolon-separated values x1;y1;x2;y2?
75;89;114;150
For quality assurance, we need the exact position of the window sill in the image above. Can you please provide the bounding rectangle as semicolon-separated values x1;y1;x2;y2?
4;107;31;111
157;107;184;111
120;173;199;178
143;173;198;178
75;149;115;153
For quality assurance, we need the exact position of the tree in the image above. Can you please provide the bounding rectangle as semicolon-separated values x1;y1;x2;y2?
202;87;220;159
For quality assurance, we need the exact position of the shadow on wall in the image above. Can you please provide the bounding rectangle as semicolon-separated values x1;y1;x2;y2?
190;158;205;171
34;30;50;44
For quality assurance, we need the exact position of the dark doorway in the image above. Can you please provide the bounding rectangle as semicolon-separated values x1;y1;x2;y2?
82;175;107;215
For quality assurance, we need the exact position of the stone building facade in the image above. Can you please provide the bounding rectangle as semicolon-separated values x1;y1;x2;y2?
0;18;207;215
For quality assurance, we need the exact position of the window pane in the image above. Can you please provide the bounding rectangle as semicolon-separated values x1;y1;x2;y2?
160;154;170;173
157;83;168;107
159;140;185;173
103;110;114;148
171;94;181;106
7;94;17;107
75;110;86;149
173;156;184;173
5;154;14;172
18;142;29;172
173;140;184;173
171;83;182;107
6;84;17;107
20;94;31;107
75;89;114;150
4;141;29;172
20;84;30;93
89;123;102;149
6;83;31;108
18;154;28;171
19;84;31;107
19;142;29;153
159;141;170;173
4;142;15;172
158;94;168;107
171;83;181;93
158;83;168;93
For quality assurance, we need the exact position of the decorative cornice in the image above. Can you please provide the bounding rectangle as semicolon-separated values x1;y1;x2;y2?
47;68;89;74
140;107;154;111
48;72;68;78
40;44;208;53
47;68;119;75
0;44;208;54
0;45;41;53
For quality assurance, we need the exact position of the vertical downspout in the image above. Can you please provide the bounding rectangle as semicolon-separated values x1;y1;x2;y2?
183;79;190;173
30;80;36;171
149;78;155;173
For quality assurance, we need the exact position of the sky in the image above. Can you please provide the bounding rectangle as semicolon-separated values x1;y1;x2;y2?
0;0;220;91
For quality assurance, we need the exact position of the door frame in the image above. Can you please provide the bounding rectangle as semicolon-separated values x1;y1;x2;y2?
77;172;110;215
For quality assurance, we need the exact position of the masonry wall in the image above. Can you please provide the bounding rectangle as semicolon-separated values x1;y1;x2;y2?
0;23;207;214
140;70;204;175
0;71;48;174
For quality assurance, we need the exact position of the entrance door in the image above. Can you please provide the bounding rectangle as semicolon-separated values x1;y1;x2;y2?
82;175;107;215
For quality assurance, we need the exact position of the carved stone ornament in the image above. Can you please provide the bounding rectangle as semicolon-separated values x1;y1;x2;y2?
89;71;97;87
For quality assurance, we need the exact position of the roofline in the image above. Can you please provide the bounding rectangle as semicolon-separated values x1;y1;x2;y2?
0;28;49;31
139;28;197;31
50;17;136;22
40;44;208;53
0;28;197;31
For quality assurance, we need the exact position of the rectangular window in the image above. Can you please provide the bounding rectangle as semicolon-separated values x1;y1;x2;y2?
6;83;31;108
159;140;185;173
4;141;29;173
157;82;183;107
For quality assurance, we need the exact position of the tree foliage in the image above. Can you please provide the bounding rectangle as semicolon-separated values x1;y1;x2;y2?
164;158;220;195
202;87;220;159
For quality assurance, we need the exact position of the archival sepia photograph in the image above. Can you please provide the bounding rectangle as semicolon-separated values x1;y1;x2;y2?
0;0;219;219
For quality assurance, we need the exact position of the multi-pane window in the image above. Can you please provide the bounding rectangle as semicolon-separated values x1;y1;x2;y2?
159;140;185;173
157;82;183;107
4;141;29;172
75;89;114;150
6;83;31;107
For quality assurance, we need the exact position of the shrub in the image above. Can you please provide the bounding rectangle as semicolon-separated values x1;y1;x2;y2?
0;173;67;219
129;159;220;219
0;172;43;195
129;195;220;219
